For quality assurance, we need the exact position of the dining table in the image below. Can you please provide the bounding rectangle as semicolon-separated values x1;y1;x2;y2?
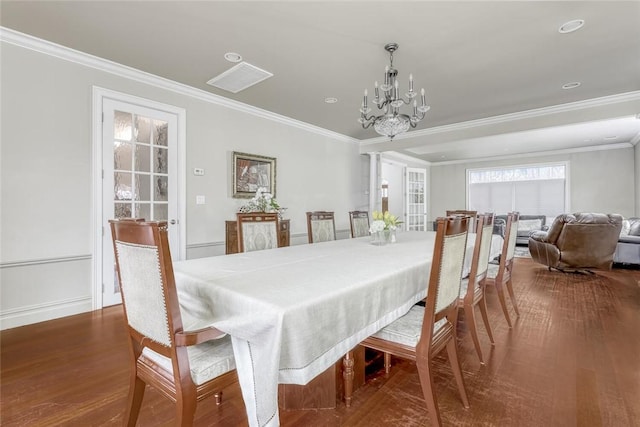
173;230;503;427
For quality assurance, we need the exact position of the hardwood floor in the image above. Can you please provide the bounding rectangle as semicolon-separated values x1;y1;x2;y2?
2;258;639;426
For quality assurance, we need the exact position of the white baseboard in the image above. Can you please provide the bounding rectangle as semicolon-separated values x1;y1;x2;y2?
0;296;93;330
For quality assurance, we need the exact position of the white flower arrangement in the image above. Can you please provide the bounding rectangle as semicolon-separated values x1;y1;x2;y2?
372;210;403;231
370;220;386;233
238;187;286;217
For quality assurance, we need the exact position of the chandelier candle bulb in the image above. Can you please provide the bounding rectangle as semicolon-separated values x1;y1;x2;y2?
364;89;368;108
409;73;414;92
374;81;379;98
421;88;426;106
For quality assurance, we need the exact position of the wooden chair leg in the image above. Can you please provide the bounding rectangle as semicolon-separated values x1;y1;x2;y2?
124;376;146;427
416;357;443;427
384;352;392;374
478;294;495;345
506;278;520;316
495;285;513;328
445;339;470;409
464;304;485;364
176;395;197;427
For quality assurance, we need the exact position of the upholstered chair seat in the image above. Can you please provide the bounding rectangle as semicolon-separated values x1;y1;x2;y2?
371;306;448;347
486;263;499;279
141;336;236;385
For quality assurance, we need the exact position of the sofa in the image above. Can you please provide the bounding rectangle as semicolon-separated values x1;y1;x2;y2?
528;213;623;271
495;214;548;245
614;217;640;266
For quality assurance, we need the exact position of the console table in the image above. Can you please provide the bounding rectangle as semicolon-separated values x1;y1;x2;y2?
225;217;290;254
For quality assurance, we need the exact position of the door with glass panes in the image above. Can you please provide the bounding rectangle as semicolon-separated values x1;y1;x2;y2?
405;167;427;231
101;99;179;306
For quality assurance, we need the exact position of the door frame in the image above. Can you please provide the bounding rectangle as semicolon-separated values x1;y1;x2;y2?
91;86;186;310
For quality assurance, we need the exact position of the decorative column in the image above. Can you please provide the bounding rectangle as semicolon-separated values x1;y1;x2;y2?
381;180;389;213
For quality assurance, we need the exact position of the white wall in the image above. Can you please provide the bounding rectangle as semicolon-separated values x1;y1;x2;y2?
0;41;367;329
636;143;640;216
430;148;636;221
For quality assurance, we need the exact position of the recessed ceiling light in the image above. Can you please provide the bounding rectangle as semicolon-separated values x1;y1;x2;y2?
224;52;242;63
604;135;618;140
559;19;585;34
562;82;581;90
324;97;338;104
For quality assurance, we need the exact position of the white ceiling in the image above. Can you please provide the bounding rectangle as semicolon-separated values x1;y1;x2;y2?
2;1;639;163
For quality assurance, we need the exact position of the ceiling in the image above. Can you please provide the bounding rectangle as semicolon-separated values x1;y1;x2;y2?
2;1;640;163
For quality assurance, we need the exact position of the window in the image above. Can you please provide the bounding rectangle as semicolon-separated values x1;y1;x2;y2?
467;163;568;218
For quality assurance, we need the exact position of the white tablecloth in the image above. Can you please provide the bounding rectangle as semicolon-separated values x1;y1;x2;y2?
173;231;503;427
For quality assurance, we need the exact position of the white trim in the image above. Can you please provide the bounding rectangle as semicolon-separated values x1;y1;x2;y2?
92;86;187;310
1;255;91;269
0;296;93;331
0;27;357;144
431;142;633;166
384;151;431;166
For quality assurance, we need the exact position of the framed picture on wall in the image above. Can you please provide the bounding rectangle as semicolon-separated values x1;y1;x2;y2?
232;151;276;198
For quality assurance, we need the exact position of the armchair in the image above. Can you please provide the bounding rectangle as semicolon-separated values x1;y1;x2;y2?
528;213;623;272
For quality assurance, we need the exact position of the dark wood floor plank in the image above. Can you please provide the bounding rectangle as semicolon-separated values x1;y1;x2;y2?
2;257;639;426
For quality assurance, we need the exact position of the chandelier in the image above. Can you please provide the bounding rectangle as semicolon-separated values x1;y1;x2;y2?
358;43;430;140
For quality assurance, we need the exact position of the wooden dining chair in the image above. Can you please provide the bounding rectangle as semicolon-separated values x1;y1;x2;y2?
446;209;478;232
109;219;237;426
349;210;370;238
484;211;520;327
237;212;279;252
361;216;471;427
457;213;496;364
306;211;336;243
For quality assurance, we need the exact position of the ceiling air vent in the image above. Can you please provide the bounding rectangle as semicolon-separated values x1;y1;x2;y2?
206;62;273;93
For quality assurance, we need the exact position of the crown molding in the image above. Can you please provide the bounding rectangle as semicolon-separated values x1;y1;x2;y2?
361;91;640;146
382;151;431;166
430;142;633;166
0;27;358;144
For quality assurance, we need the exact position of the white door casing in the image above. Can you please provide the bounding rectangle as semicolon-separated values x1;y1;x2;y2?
92;87;186;308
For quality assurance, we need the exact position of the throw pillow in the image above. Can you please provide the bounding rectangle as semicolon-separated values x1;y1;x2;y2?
518;219;542;233
629;221;640;236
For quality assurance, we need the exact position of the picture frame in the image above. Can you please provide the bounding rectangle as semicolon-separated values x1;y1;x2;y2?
232;151;276;198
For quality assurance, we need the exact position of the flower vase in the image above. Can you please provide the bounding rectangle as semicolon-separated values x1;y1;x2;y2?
371;231;387;246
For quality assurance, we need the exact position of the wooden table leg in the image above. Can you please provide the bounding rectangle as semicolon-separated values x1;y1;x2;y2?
343;350;354;407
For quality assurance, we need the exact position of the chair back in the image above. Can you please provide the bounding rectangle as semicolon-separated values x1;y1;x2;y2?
237;212;279;252
494;211;519;282
109;219;180;358
420;216;470;345
306;211;336;243
503;211;520;263
466;213;495;293
349;211;370;238
447;210;478;232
